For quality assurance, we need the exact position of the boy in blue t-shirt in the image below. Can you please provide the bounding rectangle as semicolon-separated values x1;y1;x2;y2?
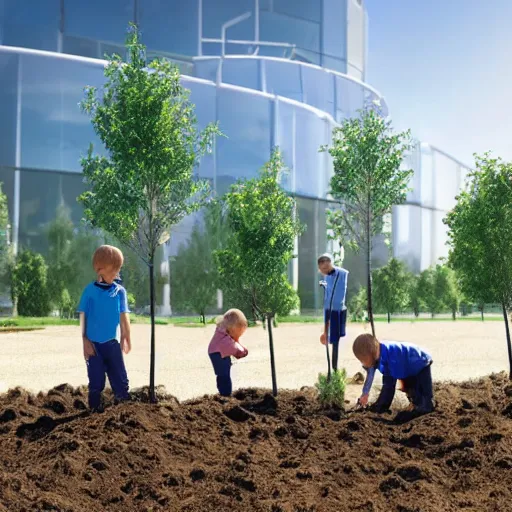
78;245;131;412
353;333;435;418
318;253;349;371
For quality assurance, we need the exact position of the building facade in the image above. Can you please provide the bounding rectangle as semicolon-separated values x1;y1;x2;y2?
0;0;468;312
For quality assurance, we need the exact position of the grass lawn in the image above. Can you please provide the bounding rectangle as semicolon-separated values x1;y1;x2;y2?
0;313;502;330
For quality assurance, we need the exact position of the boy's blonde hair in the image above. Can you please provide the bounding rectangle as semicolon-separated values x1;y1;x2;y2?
353;333;380;360
217;309;248;330
92;245;124;271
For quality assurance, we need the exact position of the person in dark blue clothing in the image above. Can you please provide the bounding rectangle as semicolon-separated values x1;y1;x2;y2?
318;253;349;372
78;245;132;412
353;333;435;417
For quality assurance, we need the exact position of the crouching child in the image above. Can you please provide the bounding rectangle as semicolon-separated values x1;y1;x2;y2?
353;333;434;418
208;309;249;397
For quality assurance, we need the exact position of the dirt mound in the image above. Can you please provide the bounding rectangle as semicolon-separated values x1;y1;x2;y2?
1;374;512;511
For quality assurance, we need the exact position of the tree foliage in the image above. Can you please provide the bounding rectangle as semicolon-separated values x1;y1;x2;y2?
372;257;410;322
444;153;512;376
11;250;51;317
324;109;412;336
78;25;219;401
215;149;304;394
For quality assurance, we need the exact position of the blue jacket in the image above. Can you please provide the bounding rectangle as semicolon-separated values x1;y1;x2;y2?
324;267;348;312
378;341;432;380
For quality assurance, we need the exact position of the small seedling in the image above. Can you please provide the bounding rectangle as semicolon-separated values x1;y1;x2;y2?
316;368;347;409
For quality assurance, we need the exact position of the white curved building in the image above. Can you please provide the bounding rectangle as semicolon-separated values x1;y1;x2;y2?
0;1;468;311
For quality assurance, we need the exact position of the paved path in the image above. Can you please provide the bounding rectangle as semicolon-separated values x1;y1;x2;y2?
0;321;508;402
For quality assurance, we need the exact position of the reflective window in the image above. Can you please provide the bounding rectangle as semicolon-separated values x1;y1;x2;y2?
392;204;422;273
223;58;259;90
335;76;364;122
274;100;295;193
294;109;326;198
64;0;133;49
202;0;255;42
420;149;434;208
20;53;105;172
183;78;216;182
0;166;15;225
2;0;60;51
433;210;448;262
264;59;302;101
259;11;320;54
432;151;459;211
194;59;220;82
0;51;18;168
19;169;86;254
216;87;271;194
403;142;421;204
260;0;321;23
138;0;198;58
301;65;335;117
322;55;346;74
322;0;347;60
420;208;433;270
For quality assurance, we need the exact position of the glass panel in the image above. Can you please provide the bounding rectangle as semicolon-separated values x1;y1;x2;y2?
264;59;302;101
404;142;422;204
216;87;271;195
335;75;364;122
421;208;432;270
322;0;347;59
64;0;133;49
392;204;422;273
433;210;448;263
420;148;434;208
19;169;86;254
0;166;15;225
274;100;295;193
20;53;105;172
260;0;321;23
294;109;326;198
301;65;335;117
193;59;219;82
139;0;198;57
0;51;18;168
321;55;346;74
202;0;255;41
183;78;216;182
346;0;365;79
259;10;320;54
222;58;259;90
432;151;459;212
2;0;60;51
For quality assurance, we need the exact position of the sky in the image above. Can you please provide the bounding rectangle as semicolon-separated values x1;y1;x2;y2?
364;0;512;166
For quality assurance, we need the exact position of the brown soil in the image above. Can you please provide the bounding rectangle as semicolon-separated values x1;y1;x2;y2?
1;375;512;512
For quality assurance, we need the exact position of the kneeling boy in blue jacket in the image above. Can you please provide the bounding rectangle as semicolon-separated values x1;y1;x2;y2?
353;333;434;416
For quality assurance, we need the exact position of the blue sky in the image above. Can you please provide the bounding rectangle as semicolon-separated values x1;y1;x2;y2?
365;0;511;166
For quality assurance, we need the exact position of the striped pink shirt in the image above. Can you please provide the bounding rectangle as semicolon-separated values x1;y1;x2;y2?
208;327;248;359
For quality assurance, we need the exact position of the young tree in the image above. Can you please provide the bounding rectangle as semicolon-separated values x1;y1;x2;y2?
171;202;228;323
408;274;423;318
434;264;462;320
444;153;512;378
323;109;412;336
372;257;410;323
417;267;444;318
79;26;219;401
11;250;51;317
215;149;303;396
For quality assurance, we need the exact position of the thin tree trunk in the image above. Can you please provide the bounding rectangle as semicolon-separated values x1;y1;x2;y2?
366;210;375;337
387;311;390;324
481;307;484;322
149;256;156;403
267;315;278;396
502;302;512;380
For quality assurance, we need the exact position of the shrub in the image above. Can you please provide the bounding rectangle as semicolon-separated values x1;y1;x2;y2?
127;292;136;311
315;369;347;409
11;250;51;317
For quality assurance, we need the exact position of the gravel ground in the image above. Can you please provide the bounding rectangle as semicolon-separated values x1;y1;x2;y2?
0;321;508;402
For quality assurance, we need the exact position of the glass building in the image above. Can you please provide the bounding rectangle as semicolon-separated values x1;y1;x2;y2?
0;0;469;313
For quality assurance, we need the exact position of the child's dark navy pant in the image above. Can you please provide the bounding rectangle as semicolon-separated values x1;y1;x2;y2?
86;339;130;409
209;352;232;396
325;309;347;371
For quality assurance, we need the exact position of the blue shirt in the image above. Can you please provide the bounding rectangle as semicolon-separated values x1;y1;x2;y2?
378;341;432;380
77;281;129;343
323;267;348;312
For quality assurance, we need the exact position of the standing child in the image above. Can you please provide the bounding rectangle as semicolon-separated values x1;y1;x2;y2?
318;253;349;371
208;309;249;397
353;333;435;417
78;245;131;412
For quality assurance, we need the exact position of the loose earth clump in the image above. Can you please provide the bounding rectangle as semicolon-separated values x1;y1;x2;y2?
1;374;512;511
